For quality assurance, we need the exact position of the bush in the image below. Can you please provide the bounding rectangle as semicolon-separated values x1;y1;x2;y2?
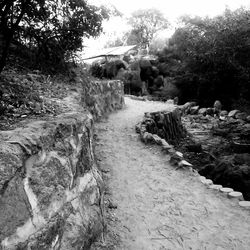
156;8;250;109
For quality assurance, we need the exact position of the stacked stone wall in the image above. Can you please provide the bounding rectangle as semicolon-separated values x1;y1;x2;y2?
0;79;124;249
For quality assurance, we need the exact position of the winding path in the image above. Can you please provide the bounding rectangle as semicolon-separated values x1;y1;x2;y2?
94;97;250;250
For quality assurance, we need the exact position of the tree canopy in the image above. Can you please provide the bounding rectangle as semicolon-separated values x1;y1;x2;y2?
159;7;250;108
0;0;110;73
127;8;169;48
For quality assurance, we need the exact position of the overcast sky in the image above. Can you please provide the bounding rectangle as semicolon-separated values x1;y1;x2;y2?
89;0;250;20
84;0;250;51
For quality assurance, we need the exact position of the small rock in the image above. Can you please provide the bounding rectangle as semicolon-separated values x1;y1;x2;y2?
173;96;179;105
204;179;213;186
178;160;193;167
140;125;147;134
101;169;110;173
142;132;153;143
246;116;250;123
161;139;169;147
239;201;250;209
152;134;163;145
228;109;240;118
180;102;196;114
198;108;207;116
228;191;244;200
220;187;234;193
206;107;214;116
219;115;227;121
235;112;247;120
175;151;183;158
135;123;141;133
209;184;222;190
213;100;222;112
220;110;228;116
167;148;176;154
189;106;200;115
170;152;183;165
199;176;206;182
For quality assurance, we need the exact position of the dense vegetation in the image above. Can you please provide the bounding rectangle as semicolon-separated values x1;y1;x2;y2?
158;8;250;109
105;8;169;49
0;0;110;73
0;0;111;126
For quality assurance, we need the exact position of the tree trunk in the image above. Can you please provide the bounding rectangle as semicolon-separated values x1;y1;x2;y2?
149;109;186;142
0;32;12;73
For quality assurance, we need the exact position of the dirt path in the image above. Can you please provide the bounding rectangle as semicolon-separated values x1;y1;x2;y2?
94;97;250;250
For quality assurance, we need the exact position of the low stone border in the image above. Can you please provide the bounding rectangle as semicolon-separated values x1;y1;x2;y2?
136;118;250;210
125;95;147;101
125;94;166;102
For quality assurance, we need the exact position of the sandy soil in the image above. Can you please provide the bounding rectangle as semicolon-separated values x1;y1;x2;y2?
93;97;250;250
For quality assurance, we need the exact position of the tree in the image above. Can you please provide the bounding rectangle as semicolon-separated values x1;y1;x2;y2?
163;8;250;107
0;0;32;72
0;0;109;73
127;8;169;49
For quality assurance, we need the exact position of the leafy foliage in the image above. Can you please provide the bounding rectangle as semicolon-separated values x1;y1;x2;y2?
0;0;109;73
0;67;72;130
127;8;169;48
159;8;250;108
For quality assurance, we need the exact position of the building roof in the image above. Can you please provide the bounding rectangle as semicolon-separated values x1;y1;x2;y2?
82;45;137;60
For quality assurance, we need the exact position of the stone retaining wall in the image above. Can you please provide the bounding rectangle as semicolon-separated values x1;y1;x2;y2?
0;80;124;249
83;80;124;120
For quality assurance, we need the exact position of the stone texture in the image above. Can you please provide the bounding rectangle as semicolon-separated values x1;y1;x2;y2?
198;108;207;116
0;113;102;250
220;110;228;116
0;79;124;249
83;79;124;120
189;106;200;115
235;112;247;120
228;109;240;118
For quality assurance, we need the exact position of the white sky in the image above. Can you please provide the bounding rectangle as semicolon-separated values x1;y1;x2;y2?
89;0;250;20
84;0;250;51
